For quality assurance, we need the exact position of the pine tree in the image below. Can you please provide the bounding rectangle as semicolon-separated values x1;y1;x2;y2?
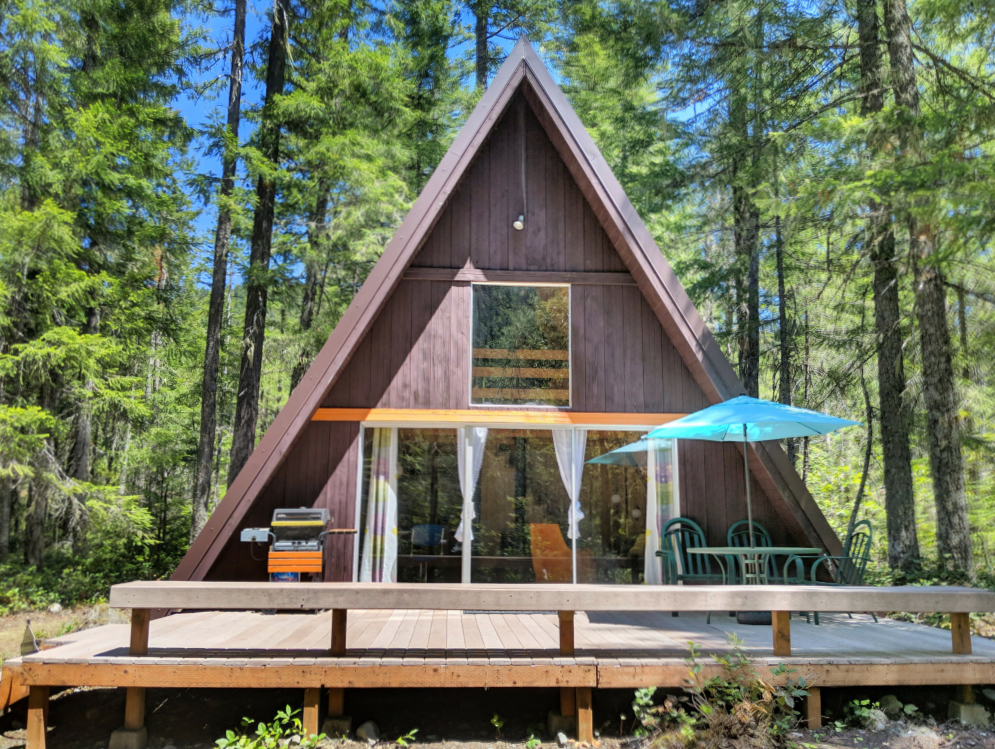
191;0;246;542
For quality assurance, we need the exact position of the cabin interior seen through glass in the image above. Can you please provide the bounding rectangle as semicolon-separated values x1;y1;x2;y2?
471;284;570;407
355;427;679;584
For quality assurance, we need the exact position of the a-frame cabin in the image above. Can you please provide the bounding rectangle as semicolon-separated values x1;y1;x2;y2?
173;39;841;586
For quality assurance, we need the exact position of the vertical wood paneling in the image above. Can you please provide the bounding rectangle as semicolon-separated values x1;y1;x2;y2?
622;287;644;412
583;285;606;411
603;286;625;412
410;281;435;409
545;134;565;272
451;282;471;409
570;285;587;411
563;175;585;272
641;299;665;412
388;282;413;409
469;136;490;268
431;281;451;409
489;107;512;270
206;87;821;583
450;182;471;269
525;103;547;271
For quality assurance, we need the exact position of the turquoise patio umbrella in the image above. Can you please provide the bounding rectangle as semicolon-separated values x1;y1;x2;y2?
587;438;650;468
644;395;860;547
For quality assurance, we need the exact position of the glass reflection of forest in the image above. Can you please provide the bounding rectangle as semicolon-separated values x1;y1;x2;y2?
363;429;654;584
472;285;569;406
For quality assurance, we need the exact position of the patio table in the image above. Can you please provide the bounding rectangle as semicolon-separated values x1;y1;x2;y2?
687;546;823;585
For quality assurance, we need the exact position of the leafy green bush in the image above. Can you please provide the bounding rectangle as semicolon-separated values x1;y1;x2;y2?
641;636;807;749
216;706;324;749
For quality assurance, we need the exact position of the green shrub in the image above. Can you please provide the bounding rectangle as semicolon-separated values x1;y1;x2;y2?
641;636;807;749
216;706;324;749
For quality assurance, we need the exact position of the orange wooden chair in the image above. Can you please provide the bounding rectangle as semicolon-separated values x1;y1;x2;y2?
529;523;594;582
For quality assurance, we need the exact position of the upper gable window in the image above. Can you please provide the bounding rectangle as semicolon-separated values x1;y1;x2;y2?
471;284;570;407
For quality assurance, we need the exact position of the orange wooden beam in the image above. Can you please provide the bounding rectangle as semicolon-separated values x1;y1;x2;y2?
310;408;685;427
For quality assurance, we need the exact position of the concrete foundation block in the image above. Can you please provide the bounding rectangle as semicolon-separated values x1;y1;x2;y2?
109;726;148;749
321;715;353;738
948;701;991;727
547;710;576;737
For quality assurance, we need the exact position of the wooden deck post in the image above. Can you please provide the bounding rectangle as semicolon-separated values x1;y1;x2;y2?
125;608;150;729
558;611;574;656
328;687;345;716
303;688;321;737
576;687;593;743
26;685;49;749
805;687;821;728
772;611;791;657
560;687;576;717
951;613;972;654
331;609;347;656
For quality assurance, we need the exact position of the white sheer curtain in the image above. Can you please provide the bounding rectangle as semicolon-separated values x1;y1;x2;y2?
456;427;487;584
645;439;679;585
644;440;663;584
359;427;399;583
552;428;587;584
455;427;488;543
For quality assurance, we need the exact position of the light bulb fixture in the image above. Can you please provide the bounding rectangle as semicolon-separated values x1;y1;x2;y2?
513;215;525;231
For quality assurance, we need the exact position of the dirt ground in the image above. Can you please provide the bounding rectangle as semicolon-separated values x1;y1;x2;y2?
0;606;129;662
2;685;995;749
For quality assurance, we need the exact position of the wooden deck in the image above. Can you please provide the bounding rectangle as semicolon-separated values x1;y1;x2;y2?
10;608;995;691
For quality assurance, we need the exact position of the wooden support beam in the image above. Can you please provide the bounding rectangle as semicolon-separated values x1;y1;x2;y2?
558;611;574;656
951;613;972;654
805;687;821;729
121;607;151;734
27;686;49;749
772;611;791;657
331;609;347;656
303;688;321;737
560;687;576;717
130;609;150;655
124;688;146;730
328;687;345;716
310;408;683;428
576;687;593;743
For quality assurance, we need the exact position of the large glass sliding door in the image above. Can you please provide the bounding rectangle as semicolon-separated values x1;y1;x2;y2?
358;428;463;583
470;429;571;583
356;425;678;584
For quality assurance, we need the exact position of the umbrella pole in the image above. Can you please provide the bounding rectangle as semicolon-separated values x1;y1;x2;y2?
743;424;755;548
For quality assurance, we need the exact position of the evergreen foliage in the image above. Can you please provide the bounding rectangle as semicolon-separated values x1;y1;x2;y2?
0;0;993;607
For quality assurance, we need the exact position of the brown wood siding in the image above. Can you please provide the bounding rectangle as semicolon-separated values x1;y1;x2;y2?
410;93;625;274
177;42;836;587
205;422;360;582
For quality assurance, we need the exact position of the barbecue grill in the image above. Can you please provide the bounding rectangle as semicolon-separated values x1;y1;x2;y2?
240;507;355;581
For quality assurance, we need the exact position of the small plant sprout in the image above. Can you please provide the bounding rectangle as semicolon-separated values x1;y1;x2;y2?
396;728;418;746
525;733;541;749
491;713;505;737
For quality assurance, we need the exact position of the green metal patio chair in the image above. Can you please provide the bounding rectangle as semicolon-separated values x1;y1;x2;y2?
726;520;779;584
656;517;726;621
784;519;877;624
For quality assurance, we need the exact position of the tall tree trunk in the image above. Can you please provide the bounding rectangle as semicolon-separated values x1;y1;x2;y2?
290;184;329;393
858;0;920;573
474;3;488;89
730;81;760;398
228;0;290;485
0;479;11;561
192;0;246;542
883;0;972;578
69;305;100;484
774;212;794;465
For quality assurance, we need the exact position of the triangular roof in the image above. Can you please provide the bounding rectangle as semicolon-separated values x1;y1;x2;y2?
173;39;841;582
